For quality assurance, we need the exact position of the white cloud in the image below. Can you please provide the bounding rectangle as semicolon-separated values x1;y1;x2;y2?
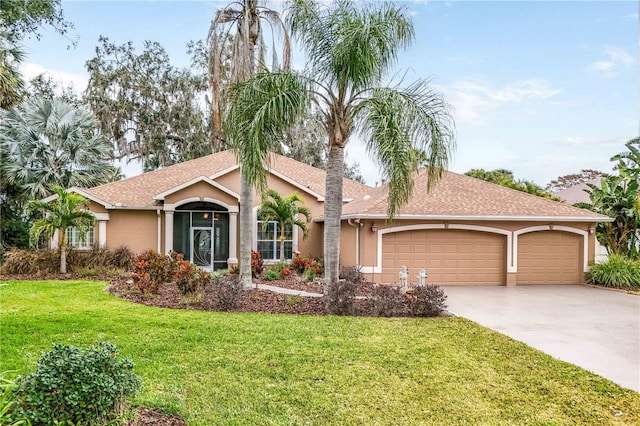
19;62;89;94
441;78;561;125
558;135;630;148
588;46;634;77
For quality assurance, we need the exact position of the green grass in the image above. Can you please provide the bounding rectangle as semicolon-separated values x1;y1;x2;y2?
1;280;639;425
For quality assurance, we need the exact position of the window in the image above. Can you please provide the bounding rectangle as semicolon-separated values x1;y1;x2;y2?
256;219;293;261
65;227;94;249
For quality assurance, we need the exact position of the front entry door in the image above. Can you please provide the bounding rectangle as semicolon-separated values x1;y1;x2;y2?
191;227;214;269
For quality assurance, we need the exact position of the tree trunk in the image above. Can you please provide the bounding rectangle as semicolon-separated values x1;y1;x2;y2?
59;231;67;274
239;173;254;288
279;232;285;262
324;143;345;285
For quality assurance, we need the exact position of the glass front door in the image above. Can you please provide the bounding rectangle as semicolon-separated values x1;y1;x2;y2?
191;227;213;269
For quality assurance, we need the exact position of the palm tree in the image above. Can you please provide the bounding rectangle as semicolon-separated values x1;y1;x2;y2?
226;0;455;283
28;186;96;273
0;97;118;199
208;0;291;288
578;174;640;259
0;30;25;109
258;190;311;261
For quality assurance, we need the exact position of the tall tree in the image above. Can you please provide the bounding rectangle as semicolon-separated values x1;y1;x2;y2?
210;0;291;288
84;37;210;170
258;190;311;261
0;30;26;108
466;168;557;200
0;0;73;108
28;186;95;273
547;169;603;192
0;97;117;199
226;0;455;283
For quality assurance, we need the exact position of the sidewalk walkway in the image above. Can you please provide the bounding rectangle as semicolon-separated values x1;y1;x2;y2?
256;283;323;297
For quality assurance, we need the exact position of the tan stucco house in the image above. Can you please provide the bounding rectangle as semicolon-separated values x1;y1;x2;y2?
53;150;611;286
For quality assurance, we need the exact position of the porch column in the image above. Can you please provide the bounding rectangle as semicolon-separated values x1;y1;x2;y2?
164;210;174;255
98;220;107;249
227;211;238;265
93;212;110;249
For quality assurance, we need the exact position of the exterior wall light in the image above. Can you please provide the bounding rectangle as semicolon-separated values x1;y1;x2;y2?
371;223;378;233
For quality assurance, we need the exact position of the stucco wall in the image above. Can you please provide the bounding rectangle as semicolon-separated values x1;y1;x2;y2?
106;210;159;254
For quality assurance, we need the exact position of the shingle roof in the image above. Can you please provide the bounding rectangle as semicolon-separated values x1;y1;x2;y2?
339;169;610;221
553;177;601;205
84;150;371;208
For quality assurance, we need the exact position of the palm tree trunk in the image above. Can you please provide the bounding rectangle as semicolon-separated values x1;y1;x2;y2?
59;231;67;274
239;172;254;288
279;231;285;262
324;143;344;285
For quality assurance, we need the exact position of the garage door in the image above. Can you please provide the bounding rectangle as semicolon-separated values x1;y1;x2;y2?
380;229;506;285
517;231;581;284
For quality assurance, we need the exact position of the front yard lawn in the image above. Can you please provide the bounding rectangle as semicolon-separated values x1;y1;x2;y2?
1;280;639;425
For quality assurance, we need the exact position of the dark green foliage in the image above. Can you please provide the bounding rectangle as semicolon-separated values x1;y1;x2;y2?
368;285;407;317
408;285;448;317
340;264;364;284
205;274;243;311
8;342;141;425
263;267;280;281
324;280;356;316
465;168;558;200
588;255;640;287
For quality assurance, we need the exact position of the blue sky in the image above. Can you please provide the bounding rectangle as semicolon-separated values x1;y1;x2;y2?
21;0;639;187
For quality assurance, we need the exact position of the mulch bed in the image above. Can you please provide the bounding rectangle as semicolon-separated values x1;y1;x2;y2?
105;276;380;316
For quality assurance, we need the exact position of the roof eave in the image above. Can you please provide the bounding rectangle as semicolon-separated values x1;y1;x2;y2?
316;213;613;223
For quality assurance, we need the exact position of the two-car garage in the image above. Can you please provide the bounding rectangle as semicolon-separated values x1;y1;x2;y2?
378;227;584;285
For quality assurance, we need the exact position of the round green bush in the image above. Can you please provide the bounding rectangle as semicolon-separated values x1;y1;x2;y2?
9;342;142;425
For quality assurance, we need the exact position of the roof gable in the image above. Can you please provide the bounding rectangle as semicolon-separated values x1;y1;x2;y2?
82;150;372;208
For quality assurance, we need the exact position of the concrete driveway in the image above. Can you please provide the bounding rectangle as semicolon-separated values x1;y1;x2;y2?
442;285;640;392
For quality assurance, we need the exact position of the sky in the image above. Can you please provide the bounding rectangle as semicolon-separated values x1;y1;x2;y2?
20;0;639;188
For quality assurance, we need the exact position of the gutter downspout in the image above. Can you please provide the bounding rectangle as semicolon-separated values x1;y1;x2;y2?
157;209;162;253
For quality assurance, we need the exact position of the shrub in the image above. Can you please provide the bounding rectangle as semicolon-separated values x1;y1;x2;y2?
340;265;364;284
110;246;135;270
0;248;80;275
280;266;292;277
205;274;243;311
133;250;172;294
588;255;640;287
285;295;302;307
171;252;210;295
251;250;264;277
408;285;448;317
8;342;142;426
292;253;323;276
368;285;407;317
263;267;280;281
324;280;356;316
1;373;28;426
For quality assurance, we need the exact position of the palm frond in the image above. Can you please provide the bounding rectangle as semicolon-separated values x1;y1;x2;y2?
356;81;455;217
225;70;310;192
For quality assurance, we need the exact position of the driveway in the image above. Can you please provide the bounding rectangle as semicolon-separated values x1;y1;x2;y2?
442;285;640;392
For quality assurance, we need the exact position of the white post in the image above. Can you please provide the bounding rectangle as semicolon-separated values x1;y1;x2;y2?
227;211;238;265
164;210;174;255
98;220;107;249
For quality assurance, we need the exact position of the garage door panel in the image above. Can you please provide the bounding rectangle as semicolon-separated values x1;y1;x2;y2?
381;229;506;285
518;231;581;284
